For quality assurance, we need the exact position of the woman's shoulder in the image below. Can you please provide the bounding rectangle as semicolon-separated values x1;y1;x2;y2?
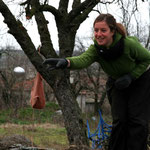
123;35;149;56
123;36;144;51
124;36;139;45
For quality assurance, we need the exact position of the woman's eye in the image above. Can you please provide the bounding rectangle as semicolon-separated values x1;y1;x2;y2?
101;29;106;32
94;29;99;32
94;28;107;33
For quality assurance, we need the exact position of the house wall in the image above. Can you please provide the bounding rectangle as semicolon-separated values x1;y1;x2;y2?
85;103;95;113
76;94;96;113
76;94;86;113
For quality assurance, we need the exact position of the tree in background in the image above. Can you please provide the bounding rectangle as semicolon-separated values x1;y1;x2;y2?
0;47;32;113
72;37;107;115
0;0;147;148
117;0;150;48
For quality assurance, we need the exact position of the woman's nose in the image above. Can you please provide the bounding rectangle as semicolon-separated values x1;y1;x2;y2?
96;30;102;36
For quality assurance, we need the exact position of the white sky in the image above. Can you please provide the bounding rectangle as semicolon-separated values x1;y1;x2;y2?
0;0;149;50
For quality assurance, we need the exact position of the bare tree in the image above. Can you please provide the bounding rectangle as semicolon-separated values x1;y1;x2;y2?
0;0;104;147
0;0;147;148
116;0;149;47
0;47;28;110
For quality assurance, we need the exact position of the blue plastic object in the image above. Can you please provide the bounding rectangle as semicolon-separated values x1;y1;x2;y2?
87;110;112;149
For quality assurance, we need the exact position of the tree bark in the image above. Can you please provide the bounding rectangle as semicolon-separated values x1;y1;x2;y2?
0;0;101;147
53;73;88;145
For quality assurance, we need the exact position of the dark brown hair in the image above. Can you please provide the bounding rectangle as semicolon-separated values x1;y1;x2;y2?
93;13;126;37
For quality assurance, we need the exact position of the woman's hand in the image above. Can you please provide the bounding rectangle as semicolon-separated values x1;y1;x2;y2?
43;58;69;70
115;74;134;90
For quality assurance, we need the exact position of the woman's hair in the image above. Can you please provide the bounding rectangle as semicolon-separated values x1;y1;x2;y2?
93;13;126;37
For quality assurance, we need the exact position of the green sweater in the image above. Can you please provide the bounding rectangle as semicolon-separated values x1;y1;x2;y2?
67;33;150;79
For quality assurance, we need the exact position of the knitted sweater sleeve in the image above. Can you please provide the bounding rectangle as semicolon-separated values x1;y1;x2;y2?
67;45;97;69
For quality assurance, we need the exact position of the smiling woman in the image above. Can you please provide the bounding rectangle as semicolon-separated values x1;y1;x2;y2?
94;21;114;47
43;13;150;150
0;0;150;149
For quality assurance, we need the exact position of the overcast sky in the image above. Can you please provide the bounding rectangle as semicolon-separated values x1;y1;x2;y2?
0;0;149;50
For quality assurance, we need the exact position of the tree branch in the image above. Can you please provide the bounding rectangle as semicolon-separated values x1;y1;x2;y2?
39;4;61;18
0;0;44;71
68;0;100;23
0;71;8;87
72;0;81;9
35;13;58;58
58;0;69;14
30;0;57;58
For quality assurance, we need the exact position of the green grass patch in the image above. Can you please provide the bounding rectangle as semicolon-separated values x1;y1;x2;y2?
0;102;60;125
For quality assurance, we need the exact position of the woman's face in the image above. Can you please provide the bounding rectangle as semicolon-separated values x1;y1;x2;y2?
94;21;114;47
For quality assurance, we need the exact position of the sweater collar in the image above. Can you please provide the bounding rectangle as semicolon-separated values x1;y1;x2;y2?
94;32;124;61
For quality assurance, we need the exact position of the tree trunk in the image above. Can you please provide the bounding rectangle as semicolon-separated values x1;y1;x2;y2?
52;73;89;145
94;93;99;115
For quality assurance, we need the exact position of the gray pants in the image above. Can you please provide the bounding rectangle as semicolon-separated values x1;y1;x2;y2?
107;69;150;150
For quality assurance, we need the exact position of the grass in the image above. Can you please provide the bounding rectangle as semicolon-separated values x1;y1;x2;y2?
0;102;112;149
0;123;69;149
0;102;69;149
0;102;60;124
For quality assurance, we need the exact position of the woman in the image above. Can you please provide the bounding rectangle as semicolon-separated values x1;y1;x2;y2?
43;13;150;150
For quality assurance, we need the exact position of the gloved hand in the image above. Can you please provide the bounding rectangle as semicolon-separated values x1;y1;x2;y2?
43;58;68;70
115;74;134;90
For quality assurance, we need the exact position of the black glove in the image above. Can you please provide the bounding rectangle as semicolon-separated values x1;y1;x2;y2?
115;74;134;90
43;58;68;70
